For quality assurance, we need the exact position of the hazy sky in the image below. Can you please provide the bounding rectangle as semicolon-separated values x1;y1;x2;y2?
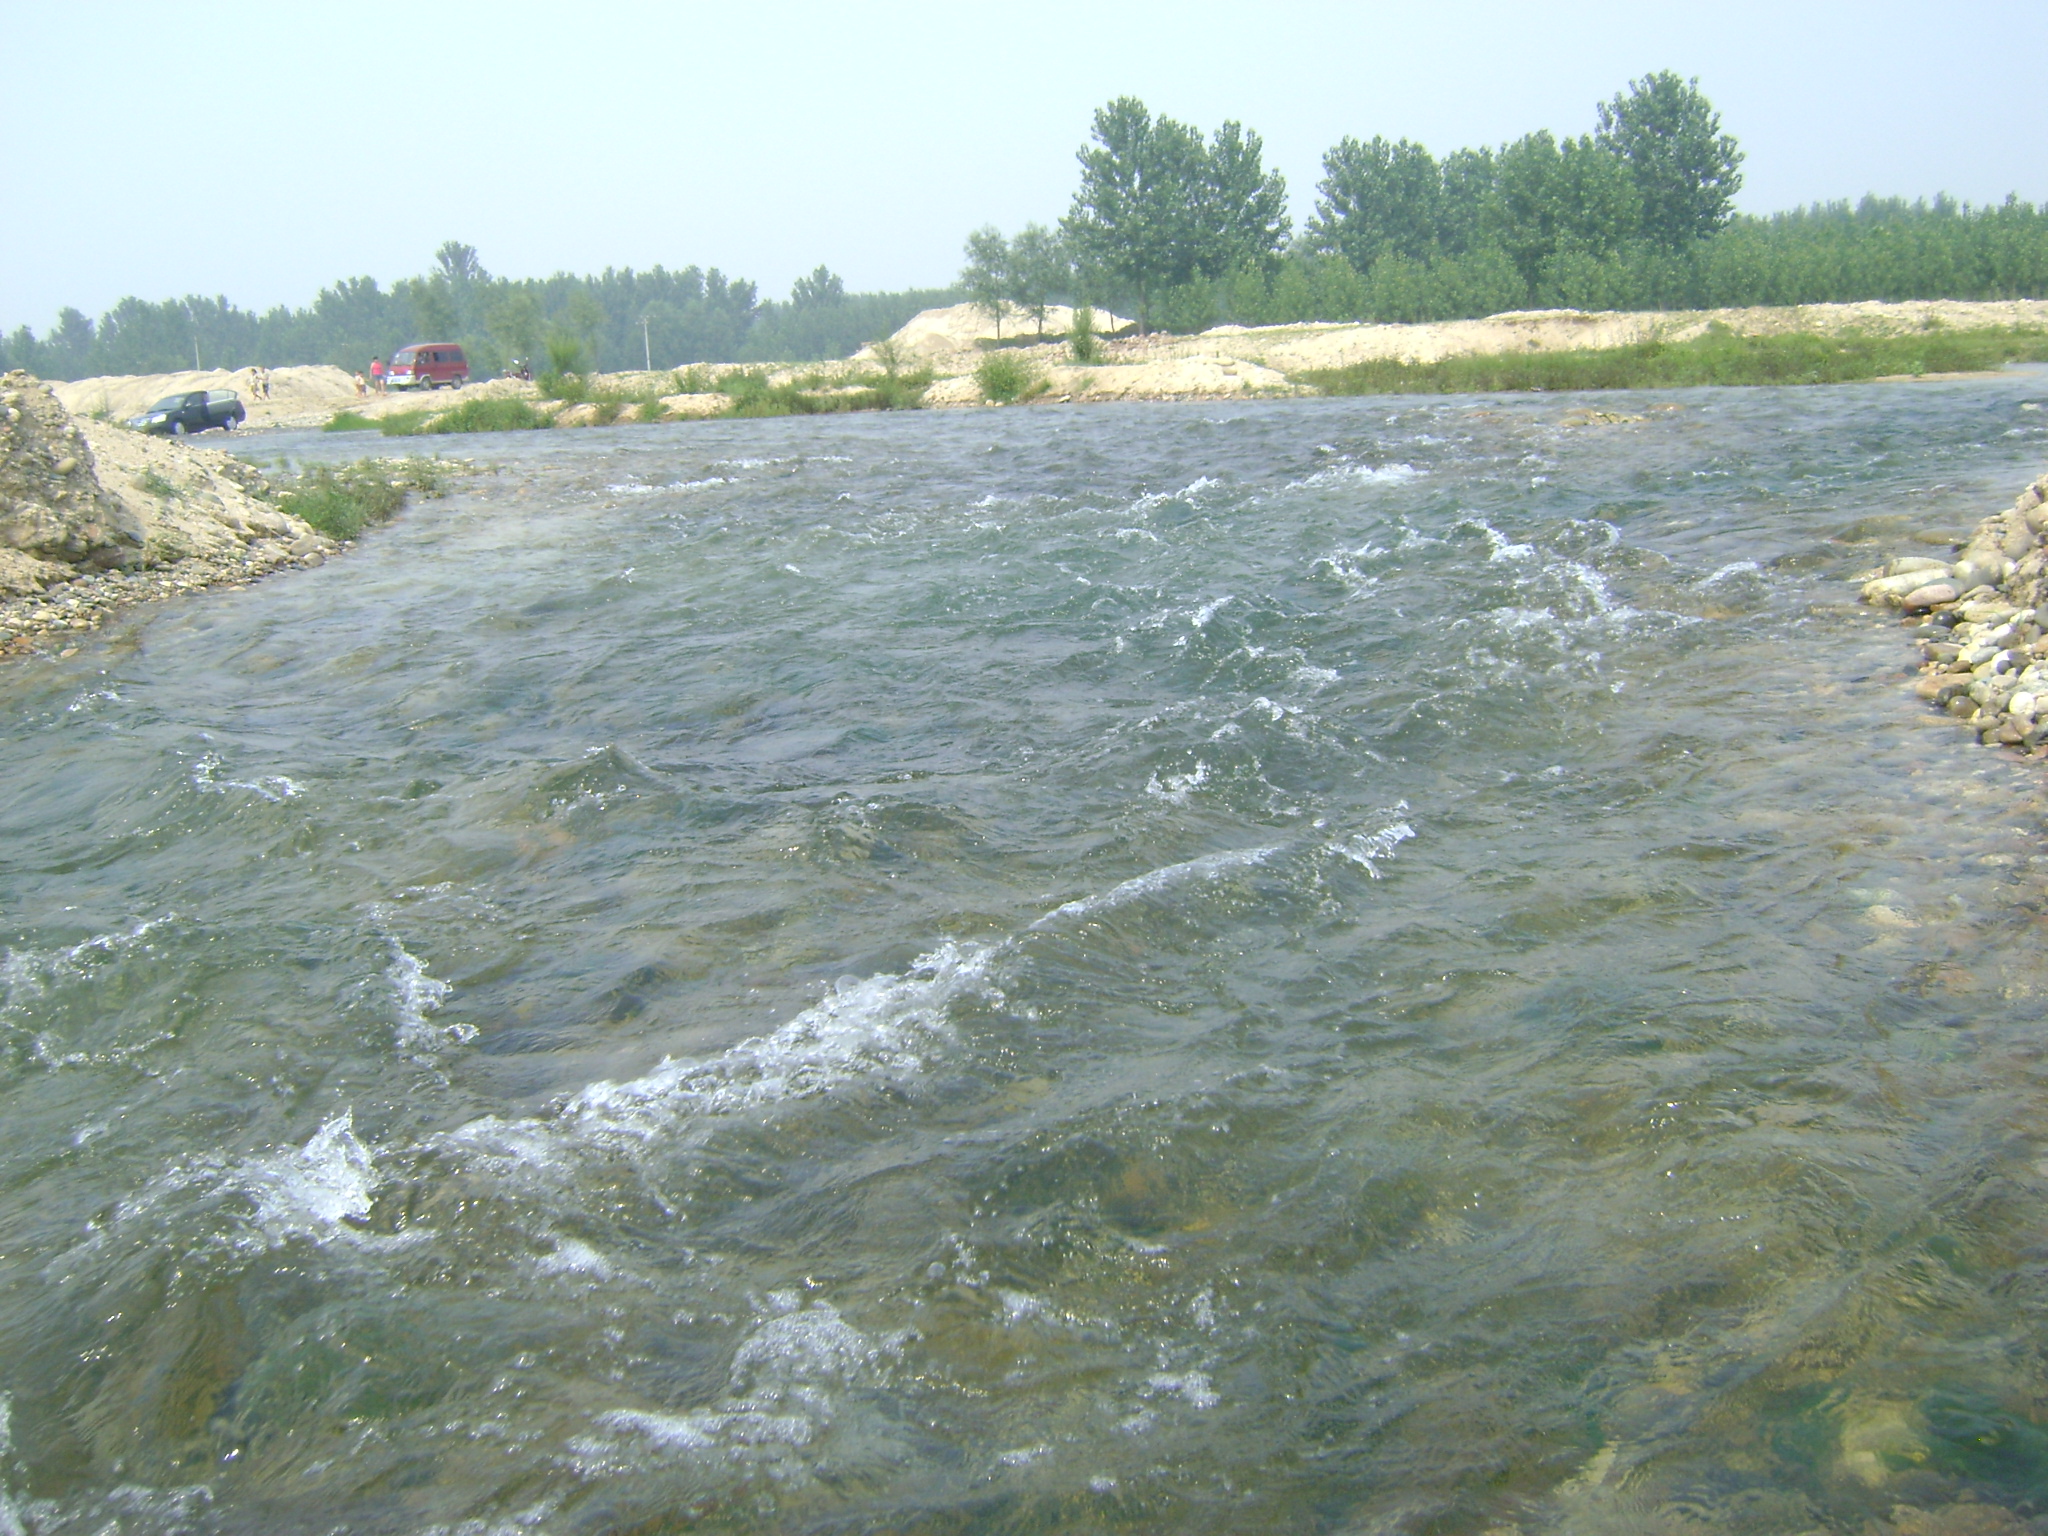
6;0;2045;332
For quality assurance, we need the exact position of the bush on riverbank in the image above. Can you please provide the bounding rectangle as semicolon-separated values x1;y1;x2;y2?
1298;325;2048;395
974;353;1041;403
718;366;933;417
275;457;454;539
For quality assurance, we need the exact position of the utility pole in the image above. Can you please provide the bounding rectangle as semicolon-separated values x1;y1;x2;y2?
185;301;201;371
641;313;652;372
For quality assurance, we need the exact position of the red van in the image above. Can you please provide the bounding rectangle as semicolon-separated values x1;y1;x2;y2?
387;343;469;390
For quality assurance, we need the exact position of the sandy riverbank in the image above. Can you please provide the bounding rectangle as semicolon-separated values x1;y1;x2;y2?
1;371;342;657
56;297;2048;439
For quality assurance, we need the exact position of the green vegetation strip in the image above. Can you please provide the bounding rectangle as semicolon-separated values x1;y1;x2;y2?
1297;326;2048;396
325;364;935;436
275;457;455;540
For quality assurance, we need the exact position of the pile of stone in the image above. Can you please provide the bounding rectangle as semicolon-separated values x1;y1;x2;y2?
0;370;338;657
0;373;146;593
1863;469;2048;749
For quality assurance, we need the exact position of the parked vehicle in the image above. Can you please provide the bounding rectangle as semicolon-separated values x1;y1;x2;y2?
387;343;469;390
126;390;245;435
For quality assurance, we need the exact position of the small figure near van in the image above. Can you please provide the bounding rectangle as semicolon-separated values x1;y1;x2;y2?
370;357;385;393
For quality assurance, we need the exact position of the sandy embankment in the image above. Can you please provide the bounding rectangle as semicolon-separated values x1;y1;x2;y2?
49;295;2048;438
1;371;337;656
908;297;2048;406
52;365;366;432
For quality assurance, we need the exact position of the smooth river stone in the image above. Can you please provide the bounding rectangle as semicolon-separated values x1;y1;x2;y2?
1903;583;1958;610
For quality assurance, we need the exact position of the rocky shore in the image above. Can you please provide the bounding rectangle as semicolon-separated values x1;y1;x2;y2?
0;370;338;658
1863;467;2048;749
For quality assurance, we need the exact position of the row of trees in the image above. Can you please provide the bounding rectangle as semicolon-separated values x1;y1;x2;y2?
0;245;956;382
960;76;2048;334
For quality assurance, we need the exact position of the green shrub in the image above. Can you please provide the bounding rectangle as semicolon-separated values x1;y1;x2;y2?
714;366;932;417
636;399;668;423
544;331;586;377
275;457;453;539
1069;305;1100;364
323;410;379;433
672;366;717;394
134;468;181;500
975;352;1037;404
358;409;434;436
421;396;551;434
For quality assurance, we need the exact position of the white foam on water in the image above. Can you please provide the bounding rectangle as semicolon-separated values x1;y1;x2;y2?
64;687;122;713
1145;760;1210;805
731;1301;876;1391
1033;846;1281;929
1326;813;1416;878
1112;526;1161;543
386;938;468;1054
1292;664;1342;689
1247;696;1319;738
1144;1370;1220;1409
191;753;303;802
1461;518;1534;563
537;1238;615;1280
1124;475;1220;516
1191;595;1232;627
999;1289;1044;1324
1292;461;1421;491
0;916;173;1012
594;1301;879;1461
1702;559;1764;586
451;941;999;1160
242;1112;376;1243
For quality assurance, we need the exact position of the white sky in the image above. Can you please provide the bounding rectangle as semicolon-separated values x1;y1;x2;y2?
5;0;2044;332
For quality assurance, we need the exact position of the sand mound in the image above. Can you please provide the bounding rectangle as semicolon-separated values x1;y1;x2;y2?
864;302;1135;367
53;365;362;432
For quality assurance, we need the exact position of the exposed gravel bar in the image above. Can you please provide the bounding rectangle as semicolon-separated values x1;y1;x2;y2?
1863;467;2048;749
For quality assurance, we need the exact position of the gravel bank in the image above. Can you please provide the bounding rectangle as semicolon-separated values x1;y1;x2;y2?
1863;466;2048;749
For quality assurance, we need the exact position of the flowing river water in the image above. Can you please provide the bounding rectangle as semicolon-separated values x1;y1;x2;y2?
5;379;2048;1534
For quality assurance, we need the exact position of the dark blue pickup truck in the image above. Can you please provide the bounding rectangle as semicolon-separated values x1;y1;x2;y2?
126;389;246;435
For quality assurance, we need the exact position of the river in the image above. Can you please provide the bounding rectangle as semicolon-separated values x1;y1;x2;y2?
4;378;2048;1533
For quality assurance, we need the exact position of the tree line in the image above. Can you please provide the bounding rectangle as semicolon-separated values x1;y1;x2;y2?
9;75;2048;382
0;247;955;383
960;74;2048;334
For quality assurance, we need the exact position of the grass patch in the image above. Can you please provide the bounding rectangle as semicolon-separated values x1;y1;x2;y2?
134;468;181;500
418;397;552;435
275;457;455;541
719;366;932;418
974;352;1041;404
1298;325;2048;396
324;410;382;433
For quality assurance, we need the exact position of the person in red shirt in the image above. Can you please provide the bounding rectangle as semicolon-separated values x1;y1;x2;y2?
370;357;386;393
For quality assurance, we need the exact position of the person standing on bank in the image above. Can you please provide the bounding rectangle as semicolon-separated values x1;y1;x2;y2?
370;357;385;394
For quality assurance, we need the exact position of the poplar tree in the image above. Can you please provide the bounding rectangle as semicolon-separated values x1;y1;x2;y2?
1595;73;1744;249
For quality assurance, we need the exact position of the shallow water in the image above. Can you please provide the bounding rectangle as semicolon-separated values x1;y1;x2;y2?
5;379;2048;1534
